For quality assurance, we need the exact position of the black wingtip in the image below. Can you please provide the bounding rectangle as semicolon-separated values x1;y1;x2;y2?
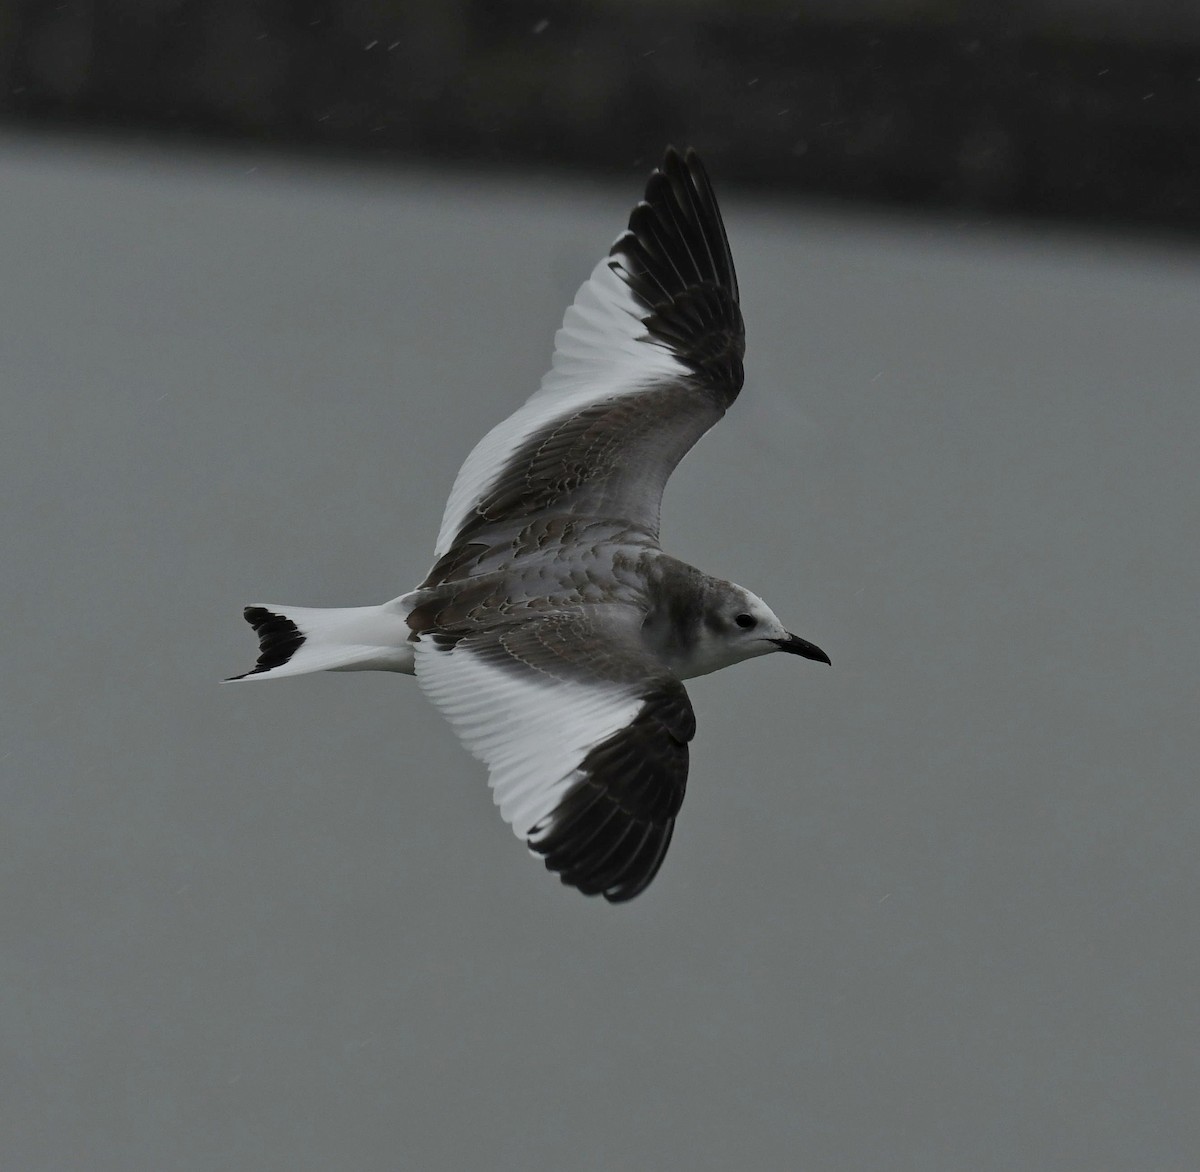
600;821;676;904
660;143;685;169
528;684;693;904
609;144;745;398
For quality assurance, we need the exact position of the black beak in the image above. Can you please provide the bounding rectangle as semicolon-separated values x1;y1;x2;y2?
773;633;831;665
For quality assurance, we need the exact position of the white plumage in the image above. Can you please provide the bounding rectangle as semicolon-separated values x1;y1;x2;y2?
414;634;643;840
434;254;686;559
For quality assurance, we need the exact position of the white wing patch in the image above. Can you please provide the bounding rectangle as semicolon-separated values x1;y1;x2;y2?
433;253;686;558
414;633;643;840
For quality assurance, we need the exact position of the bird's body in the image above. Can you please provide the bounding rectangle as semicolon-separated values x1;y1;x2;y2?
230;148;829;902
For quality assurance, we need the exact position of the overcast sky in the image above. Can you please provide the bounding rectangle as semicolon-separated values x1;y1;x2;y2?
3;136;1198;1170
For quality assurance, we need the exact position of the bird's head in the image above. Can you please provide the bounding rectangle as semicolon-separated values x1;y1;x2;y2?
671;582;830;679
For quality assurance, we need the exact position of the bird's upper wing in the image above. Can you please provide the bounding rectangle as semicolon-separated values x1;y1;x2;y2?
411;607;695;903
432;147;744;562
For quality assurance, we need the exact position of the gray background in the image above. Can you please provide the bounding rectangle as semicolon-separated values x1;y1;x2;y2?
3;135;1198;1169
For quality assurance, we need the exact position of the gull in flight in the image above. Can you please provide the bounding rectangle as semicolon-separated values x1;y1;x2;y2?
229;148;830;902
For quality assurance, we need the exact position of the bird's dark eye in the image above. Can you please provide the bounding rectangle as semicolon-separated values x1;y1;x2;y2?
735;613;757;630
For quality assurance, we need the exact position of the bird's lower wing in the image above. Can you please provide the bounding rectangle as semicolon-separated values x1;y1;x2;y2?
413;611;695;903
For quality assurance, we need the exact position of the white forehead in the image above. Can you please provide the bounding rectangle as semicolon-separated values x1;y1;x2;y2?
729;584;777;620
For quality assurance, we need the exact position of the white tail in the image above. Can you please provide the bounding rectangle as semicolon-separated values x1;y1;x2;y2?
226;602;415;681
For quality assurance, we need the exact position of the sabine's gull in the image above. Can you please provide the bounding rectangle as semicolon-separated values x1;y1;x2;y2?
229;147;830;903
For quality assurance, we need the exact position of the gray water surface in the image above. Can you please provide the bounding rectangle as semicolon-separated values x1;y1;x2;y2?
3;137;1198;1170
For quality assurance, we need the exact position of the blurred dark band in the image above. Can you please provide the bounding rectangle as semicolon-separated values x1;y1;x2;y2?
3;2;1198;232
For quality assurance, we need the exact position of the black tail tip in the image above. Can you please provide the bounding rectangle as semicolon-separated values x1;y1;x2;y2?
226;606;305;680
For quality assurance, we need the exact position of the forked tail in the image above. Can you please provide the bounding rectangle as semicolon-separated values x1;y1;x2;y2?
226;603;415;680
